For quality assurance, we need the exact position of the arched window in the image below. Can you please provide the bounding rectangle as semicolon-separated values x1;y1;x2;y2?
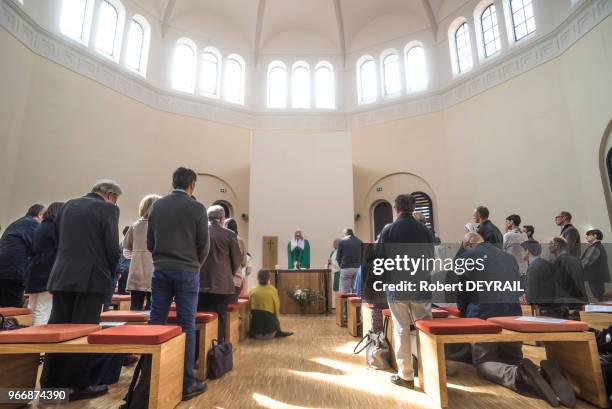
172;38;197;93
267;61;287;108
357;56;377;104
411;191;434;229
372;201;393;240
455;22;473;73
315;61;335;109
481;4;501;57
224;54;245;105
125;15;150;75
510;0;536;41
381;51;401;97
291;61;311;108
95;0;124;60
60;0;94;44
405;45;427;92
200;48;221;98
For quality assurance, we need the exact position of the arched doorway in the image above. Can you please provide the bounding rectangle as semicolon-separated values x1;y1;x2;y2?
213;200;233;218
372;201;393;240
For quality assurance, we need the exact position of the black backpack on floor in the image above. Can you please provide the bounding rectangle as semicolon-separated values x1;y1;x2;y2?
119;355;151;409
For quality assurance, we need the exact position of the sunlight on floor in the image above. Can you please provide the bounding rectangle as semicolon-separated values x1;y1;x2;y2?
252;393;324;409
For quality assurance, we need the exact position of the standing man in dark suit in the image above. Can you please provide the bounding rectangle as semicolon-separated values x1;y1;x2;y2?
521;239;567;318
549;237;587;320
41;180;122;400
581;229;609;302
555;211;581;257
379;194;434;389
198;205;242;341
147;167;209;401
0;204;44;306
473;206;503;246
336;228;363;294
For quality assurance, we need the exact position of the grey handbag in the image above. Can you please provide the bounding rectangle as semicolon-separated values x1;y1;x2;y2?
353;319;391;370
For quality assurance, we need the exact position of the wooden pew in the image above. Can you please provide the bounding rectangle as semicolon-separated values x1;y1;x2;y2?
0;307;32;326
110;294;131;311
347;297;361;337
0;324;185;409
335;293;355;327
162;311;220;381
415;319;608;409
361;303;375;335
580;311;612;330
227;303;240;351
238;298;250;341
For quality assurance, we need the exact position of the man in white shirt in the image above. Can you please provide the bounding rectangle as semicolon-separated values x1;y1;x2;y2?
503;214;528;275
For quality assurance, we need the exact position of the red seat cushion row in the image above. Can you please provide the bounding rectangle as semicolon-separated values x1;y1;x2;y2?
348;296;361;305
228;303;240;312
339;293;357;299
167;311;218;324
0;307;32;316
416;318;502;335
0;324;101;343
88;325;181;345
439;306;461;317
100;311;149;322
432;308;449;319
487;316;588;332
382;308;391;317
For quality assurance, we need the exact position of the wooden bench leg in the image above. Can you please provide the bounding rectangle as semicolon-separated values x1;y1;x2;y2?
119;300;130;311
348;303;360;337
545;338;609;408
336;294;342;326
239;304;250;341
197;319;218;380
361;305;373;335
150;334;185;409
227;310;240;351
0;354;39;409
417;331;448;408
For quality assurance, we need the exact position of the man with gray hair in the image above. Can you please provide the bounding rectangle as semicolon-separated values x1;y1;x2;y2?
42;179;122;400
198;205;242;341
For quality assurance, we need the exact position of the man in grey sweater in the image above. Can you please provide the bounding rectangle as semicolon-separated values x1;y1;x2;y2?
147;167;210;401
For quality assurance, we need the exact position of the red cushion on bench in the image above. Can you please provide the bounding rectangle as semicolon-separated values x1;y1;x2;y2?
88;325;181;345
111;294;131;302
440;306;461;317
0;324;100;343
487;316;588;332
100;311;149;322
432;308;449;318
168;311;217;324
416;318;501;335
238;296;249;300
339;293;357;299
228;303;240;312
0;307;32;316
382;308;391;317
348;296;361;304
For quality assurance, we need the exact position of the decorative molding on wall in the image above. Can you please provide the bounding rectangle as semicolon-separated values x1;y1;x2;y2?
1;0;610;131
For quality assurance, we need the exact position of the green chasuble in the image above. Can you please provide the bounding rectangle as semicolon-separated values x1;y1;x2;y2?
287;240;310;269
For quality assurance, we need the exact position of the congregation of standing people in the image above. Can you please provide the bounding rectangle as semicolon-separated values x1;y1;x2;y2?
0;167;263;402
0;176;610;405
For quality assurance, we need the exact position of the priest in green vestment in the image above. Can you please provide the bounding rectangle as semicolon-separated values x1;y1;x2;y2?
287;229;310;269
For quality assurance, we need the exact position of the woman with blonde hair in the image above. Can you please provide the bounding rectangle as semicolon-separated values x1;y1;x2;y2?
123;194;160;310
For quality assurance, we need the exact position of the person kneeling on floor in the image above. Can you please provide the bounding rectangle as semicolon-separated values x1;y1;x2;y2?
249;269;293;339
458;232;576;408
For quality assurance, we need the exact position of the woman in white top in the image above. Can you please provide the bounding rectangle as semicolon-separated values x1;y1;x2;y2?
123;194;160;310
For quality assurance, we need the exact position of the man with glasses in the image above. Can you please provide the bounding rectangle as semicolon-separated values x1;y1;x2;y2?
42;180;122;400
554;211;580;257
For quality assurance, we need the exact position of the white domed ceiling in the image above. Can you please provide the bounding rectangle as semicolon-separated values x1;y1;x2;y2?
130;0;468;56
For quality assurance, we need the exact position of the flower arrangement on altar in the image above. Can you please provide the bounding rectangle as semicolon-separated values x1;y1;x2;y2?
287;286;323;314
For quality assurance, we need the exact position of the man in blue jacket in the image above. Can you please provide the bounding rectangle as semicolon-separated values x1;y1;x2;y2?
0;204;44;307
